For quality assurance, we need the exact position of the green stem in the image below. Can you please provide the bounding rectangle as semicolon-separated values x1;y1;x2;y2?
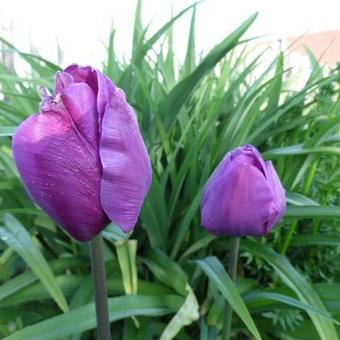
224;237;240;340
90;234;111;340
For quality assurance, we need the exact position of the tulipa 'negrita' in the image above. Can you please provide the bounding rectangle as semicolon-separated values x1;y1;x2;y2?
201;144;286;340
201;144;286;237
13;65;152;339
13;65;152;242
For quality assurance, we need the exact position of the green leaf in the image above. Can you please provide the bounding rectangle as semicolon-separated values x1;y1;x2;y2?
241;240;338;340
0;271;36;302
179;234;216;262
105;29;123;82
0;257;83;301
140;174;169;248
265;52;284;112
69;276;93;309
286;206;340;219
244;291;340;324
0;37;60;74
0;275;82;308
116;240;138;295
264;144;340;158
196;256;262;340
314;284;340;315
5;295;183;340
160;285;199;340
0;214;69;312
0;127;16;137
161;13;258;129
290;234;340;247
143;248;188;296
286;192;319;206
171;188;203;259
102;223;130;243
132;0;143;59
181;5;196;78
133;3;196;65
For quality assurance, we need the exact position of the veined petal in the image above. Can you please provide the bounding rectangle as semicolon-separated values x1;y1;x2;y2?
99;88;152;232
12;101;108;242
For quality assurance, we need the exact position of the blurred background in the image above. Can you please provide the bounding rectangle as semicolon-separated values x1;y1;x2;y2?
1;0;340;70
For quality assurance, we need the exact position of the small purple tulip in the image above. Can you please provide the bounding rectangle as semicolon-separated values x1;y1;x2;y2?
201;145;286;237
13;65;152;242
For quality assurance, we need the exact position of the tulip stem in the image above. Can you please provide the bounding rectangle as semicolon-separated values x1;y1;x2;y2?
224;237;240;340
90;234;111;340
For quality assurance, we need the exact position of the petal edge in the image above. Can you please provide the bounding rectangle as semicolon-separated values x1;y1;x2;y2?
99;89;152;232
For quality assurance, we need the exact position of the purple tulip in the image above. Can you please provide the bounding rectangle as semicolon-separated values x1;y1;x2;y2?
13;65;152;242
201;145;286;237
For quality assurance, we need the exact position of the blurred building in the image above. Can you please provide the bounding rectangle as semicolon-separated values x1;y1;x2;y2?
287;29;340;67
253;29;340;90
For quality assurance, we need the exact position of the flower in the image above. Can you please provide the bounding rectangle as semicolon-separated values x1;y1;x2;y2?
13;65;152;242
201;144;286;237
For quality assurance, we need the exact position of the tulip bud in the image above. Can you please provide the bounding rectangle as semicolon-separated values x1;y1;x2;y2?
201;145;286;237
13;65;152;242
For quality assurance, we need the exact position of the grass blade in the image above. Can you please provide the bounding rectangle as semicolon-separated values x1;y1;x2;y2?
290;234;340;247
241;240;338;340
6;295;183;340
0;213;69;312
161;13;258;129
286;206;340;219
196;256;262;340
160;285;199;340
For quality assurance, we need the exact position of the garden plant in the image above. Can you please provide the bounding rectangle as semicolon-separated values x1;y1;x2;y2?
0;2;340;339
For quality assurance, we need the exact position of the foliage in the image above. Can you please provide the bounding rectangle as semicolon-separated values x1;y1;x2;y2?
0;1;340;339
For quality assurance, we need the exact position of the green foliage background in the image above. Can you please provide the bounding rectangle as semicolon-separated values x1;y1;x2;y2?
0;2;340;339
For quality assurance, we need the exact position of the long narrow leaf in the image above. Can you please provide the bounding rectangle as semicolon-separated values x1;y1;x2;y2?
0;214;69;312
286;206;340;219
6;295;183;340
196;256;262;340
241;240;338;340
161;13;258;129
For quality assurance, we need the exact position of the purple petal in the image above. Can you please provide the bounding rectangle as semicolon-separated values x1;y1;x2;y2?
201;157;273;237
12;97;108;242
99;88;152;232
266;161;287;228
60;82;99;149
230;144;267;175
64;64;97;90
64;64;116;131
95;71;116;129
55;71;73;94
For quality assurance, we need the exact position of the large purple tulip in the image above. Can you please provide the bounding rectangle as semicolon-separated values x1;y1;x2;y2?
201;145;286;237
13;65;152;242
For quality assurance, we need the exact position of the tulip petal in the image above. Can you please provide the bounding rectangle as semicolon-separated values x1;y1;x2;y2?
61;82;99;148
95;70;116;117
202;158;273;237
231;144;267;175
12;99;108;242
63;65;115;126
63;64;97;89
266;161;287;227
55;71;73;94
99;88;152;232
